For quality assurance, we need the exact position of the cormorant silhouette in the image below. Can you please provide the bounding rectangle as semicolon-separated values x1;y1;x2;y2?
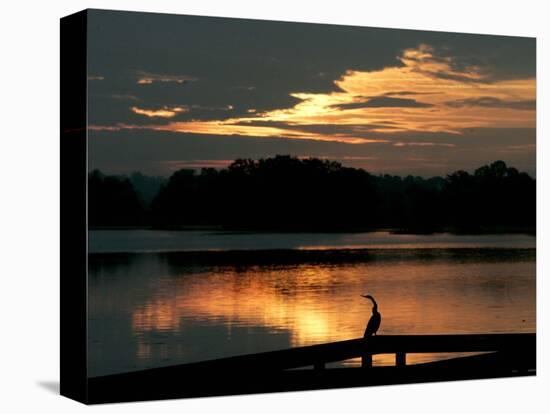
361;294;381;337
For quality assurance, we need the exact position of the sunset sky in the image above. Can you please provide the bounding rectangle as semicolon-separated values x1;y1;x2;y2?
87;10;536;177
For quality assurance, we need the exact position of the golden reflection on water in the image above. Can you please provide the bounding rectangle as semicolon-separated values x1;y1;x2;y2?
129;260;535;366
132;265;349;345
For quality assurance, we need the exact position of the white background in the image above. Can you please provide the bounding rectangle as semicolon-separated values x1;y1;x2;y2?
0;0;548;412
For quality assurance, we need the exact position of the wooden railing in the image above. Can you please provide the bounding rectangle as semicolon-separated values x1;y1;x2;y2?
353;333;535;369
121;333;534;375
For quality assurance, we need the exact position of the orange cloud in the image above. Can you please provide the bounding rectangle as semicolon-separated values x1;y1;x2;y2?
131;106;187;118
90;121;386;144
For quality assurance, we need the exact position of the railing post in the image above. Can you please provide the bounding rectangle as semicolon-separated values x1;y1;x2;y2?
314;362;325;371
396;352;406;367
362;353;373;368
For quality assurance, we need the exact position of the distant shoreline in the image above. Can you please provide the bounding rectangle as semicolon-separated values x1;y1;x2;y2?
87;247;536;267
88;225;536;236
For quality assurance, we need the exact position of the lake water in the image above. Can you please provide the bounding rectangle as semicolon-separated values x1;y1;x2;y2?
88;229;535;253
88;231;536;377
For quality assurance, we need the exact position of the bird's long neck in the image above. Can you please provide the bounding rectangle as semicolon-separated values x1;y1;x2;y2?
369;297;378;310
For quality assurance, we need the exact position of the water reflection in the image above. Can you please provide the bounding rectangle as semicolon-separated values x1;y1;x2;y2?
88;248;535;377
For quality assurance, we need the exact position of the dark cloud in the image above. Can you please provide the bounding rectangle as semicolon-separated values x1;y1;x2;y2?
333;96;433;110
87;10;411;124
424;38;536;82
383;91;438;96
88;127;535;178
445;97;536;111
233;120;400;135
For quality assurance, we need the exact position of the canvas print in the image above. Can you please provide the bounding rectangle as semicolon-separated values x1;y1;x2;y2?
61;9;536;404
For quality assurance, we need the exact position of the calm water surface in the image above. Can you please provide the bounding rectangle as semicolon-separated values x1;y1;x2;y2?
88;231;535;377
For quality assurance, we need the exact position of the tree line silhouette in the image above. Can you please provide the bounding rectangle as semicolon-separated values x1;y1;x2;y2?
88;156;535;232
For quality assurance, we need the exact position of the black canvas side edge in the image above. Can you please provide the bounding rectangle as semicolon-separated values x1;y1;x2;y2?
60;9;88;404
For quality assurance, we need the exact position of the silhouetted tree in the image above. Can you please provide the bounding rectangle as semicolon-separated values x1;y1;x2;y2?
444;161;535;230
129;172;167;207
89;158;535;232
88;170;143;227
